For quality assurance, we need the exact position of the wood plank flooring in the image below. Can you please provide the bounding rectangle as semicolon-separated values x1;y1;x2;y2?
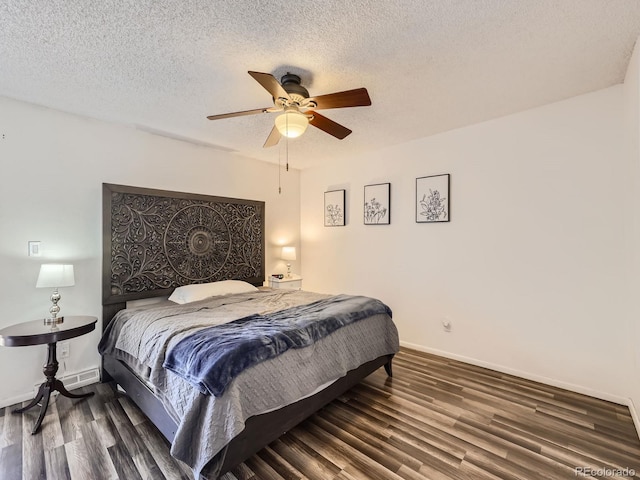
2;347;640;479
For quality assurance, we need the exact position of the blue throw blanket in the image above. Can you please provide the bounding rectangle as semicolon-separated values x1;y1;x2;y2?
163;294;392;397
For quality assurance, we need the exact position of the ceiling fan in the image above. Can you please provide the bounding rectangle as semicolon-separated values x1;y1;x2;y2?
206;71;372;148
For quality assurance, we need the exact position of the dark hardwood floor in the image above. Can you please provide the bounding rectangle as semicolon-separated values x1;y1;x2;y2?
2;348;639;479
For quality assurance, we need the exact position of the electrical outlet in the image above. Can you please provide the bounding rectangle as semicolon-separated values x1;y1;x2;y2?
59;341;70;358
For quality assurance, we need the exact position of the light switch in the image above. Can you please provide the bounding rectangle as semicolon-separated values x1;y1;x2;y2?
28;241;41;257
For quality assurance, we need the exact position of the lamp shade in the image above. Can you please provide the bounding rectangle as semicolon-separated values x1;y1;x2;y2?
36;264;75;288
281;246;296;261
275;111;309;138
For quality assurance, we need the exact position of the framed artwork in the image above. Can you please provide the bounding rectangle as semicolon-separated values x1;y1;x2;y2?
324;189;346;226
416;174;450;223
364;183;390;225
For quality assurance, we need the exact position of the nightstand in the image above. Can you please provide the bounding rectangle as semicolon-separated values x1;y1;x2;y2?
0;315;97;434
269;274;303;290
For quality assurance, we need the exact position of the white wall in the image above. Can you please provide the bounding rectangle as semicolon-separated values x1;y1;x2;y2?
624;38;640;418
301;85;636;403
0;96;301;407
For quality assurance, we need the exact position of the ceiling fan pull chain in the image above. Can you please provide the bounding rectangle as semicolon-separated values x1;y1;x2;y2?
278;140;282;194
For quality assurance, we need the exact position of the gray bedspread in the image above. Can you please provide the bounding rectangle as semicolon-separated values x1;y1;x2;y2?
164;294;392;397
99;289;399;478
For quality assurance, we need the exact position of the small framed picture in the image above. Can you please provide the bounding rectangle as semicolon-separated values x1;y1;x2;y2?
416;174;450;223
324;189;346;226
364;183;390;225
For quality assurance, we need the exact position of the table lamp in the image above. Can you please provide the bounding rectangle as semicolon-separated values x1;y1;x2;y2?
36;264;75;325
281;246;296;278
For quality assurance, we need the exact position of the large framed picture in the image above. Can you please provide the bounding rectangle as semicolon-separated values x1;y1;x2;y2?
416;174;450;223
324;189;346;226
364;183;390;225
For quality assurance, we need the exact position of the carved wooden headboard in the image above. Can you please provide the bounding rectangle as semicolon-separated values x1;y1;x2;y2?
102;183;265;331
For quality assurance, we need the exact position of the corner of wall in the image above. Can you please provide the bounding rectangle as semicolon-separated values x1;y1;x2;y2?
628;397;640;442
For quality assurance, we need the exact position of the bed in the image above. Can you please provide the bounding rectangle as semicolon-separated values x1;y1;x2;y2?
100;183;399;479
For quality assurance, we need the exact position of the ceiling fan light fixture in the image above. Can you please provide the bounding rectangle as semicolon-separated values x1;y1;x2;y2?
275;110;309;138
207;71;371;147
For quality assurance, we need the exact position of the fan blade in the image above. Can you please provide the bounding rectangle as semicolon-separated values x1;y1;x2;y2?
207;107;272;121
248;71;290;100
309;88;371;110
263;125;282;148
309;112;352;139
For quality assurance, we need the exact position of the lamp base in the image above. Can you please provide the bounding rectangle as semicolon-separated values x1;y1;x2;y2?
43;316;64;326
44;288;63;325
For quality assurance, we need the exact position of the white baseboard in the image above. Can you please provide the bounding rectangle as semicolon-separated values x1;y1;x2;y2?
0;366;100;409
401;341;634;408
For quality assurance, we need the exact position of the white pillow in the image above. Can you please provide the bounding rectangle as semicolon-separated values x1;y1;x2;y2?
168;280;258;304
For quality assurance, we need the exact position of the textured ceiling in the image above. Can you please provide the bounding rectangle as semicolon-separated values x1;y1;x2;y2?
1;1;640;169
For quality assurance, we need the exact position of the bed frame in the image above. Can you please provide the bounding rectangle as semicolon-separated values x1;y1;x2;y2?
101;183;393;478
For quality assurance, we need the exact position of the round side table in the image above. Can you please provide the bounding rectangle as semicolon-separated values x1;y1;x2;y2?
0;315;97;434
